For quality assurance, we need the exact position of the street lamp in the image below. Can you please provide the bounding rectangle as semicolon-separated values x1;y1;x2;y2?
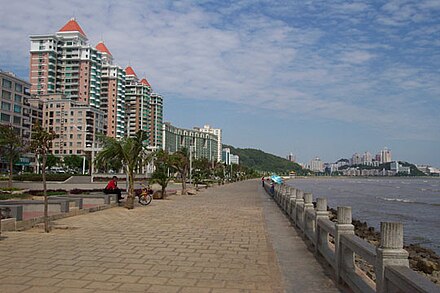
189;145;195;186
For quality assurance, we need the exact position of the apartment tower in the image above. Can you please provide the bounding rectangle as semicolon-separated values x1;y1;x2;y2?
125;66;151;137
29;18;102;107
95;41;126;138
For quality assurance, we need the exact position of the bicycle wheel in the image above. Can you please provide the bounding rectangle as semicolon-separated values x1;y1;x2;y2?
139;194;152;205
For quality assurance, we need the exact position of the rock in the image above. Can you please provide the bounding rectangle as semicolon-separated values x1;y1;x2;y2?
416;259;439;274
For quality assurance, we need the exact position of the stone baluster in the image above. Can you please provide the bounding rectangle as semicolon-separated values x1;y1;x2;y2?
303;192;314;240
335;206;355;283
284;187;291;212
295;190;305;230
289;188;297;220
376;222;409;293
315;198;329;254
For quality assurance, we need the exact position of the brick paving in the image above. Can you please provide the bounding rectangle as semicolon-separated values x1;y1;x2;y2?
0;181;285;292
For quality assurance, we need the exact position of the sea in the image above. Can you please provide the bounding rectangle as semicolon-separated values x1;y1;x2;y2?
286;177;440;254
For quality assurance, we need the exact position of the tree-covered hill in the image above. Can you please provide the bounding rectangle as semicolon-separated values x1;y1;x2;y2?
223;145;306;175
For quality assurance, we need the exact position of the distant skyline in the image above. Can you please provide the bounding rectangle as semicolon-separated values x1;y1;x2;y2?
1;0;439;166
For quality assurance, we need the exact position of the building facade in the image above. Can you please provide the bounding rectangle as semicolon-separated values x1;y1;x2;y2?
38;94;105;156
163;122;218;161
149;93;163;148
29;18;102;107
196;125;222;162
0;70;43;171
96;41;126;138
125;66;151;137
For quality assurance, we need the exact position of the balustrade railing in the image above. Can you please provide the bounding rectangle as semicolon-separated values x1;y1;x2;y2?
262;180;439;293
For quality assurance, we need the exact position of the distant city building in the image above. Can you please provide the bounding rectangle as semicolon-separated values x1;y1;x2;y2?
362;152;373;165
95;41;126;138
351;153;362;165
149;93;163;148
309;157;324;172
390;161;410;174
29;18;102;107
287;153;296;162
196;125;222;162
335;158;349;169
162;122;218;161
230;154;239;165
380;147;392;163
222;148;231;165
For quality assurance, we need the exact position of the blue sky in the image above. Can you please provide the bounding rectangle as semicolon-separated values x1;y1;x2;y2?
1;0;439;166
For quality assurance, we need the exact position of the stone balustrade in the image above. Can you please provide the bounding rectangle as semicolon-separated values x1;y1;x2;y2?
262;180;440;293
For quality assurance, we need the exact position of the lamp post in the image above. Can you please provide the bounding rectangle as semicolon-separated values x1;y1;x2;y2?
189;145;195;186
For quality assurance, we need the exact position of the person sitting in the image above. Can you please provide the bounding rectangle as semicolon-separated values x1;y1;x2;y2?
104;176;122;204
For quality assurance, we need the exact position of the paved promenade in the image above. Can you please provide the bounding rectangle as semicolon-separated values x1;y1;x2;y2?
0;180;340;292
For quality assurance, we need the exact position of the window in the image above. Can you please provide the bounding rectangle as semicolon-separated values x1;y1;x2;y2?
13;105;21;113
13;116;21;125
1;101;11;111
2;90;11;100
15;83;23;93
1;113;10;122
2;79;12;89
14;94;22;103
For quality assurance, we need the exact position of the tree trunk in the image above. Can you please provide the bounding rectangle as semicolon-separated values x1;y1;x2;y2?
125;168;135;209
161;185;166;199
42;154;49;233
181;170;187;195
8;158;13;188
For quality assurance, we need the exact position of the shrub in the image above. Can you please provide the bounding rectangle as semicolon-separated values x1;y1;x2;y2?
12;174;71;181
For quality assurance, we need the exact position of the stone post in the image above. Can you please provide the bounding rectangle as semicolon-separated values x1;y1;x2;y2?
335;206;355;284
284;187;291;212
303;193;315;241
289;188;297;220
295;190;304;230
376;222;409;293
315;198;329;254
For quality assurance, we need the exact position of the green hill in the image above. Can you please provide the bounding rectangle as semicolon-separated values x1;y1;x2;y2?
223;145;306;175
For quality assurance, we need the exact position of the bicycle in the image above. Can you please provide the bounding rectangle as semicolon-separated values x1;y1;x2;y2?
138;183;153;206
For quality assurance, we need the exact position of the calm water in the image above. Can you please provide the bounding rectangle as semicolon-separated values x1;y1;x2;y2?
287;177;440;254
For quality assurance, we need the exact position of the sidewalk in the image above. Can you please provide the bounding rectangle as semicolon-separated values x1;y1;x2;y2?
0;180;340;292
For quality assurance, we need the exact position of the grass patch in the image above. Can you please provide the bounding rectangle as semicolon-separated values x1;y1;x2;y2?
0;187;21;192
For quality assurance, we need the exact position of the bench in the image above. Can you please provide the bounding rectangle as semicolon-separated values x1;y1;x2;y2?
0;205;23;221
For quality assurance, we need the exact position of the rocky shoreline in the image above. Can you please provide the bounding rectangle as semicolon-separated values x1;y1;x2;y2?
328;208;440;284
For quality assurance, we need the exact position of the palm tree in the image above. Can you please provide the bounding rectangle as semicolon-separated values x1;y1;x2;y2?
30;123;58;233
95;131;151;209
0;125;25;188
170;148;189;195
151;149;172;199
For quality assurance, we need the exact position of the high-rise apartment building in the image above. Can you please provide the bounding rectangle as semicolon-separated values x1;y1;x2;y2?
29;18;102;107
1;70;43;171
362;151;372;165
163;122;218;161
380;147;392;163
149;93;163;148
95;41;126;138
351;153;362;165
125;66;151;137
196;125;222;162
309;157;324;172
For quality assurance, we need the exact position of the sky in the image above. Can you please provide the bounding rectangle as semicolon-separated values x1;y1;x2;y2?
1;0;439;166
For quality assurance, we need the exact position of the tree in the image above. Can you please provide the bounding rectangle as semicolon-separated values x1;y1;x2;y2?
95;131;151;209
0;125;25;188
193;158;211;190
45;153;61;171
151;150;173;199
63;155;83;173
170;148;189;195
30;123;58;233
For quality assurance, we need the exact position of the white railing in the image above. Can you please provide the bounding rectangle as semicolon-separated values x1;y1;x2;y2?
262;181;439;293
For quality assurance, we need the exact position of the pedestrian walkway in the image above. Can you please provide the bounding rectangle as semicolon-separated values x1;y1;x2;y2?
0;180;340;292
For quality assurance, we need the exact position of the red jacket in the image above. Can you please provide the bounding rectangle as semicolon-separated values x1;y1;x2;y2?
106;180;117;190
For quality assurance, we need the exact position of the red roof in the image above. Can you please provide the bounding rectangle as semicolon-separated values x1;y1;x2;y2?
58;18;87;36
125;66;137;76
140;78;151;87
96;42;112;56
